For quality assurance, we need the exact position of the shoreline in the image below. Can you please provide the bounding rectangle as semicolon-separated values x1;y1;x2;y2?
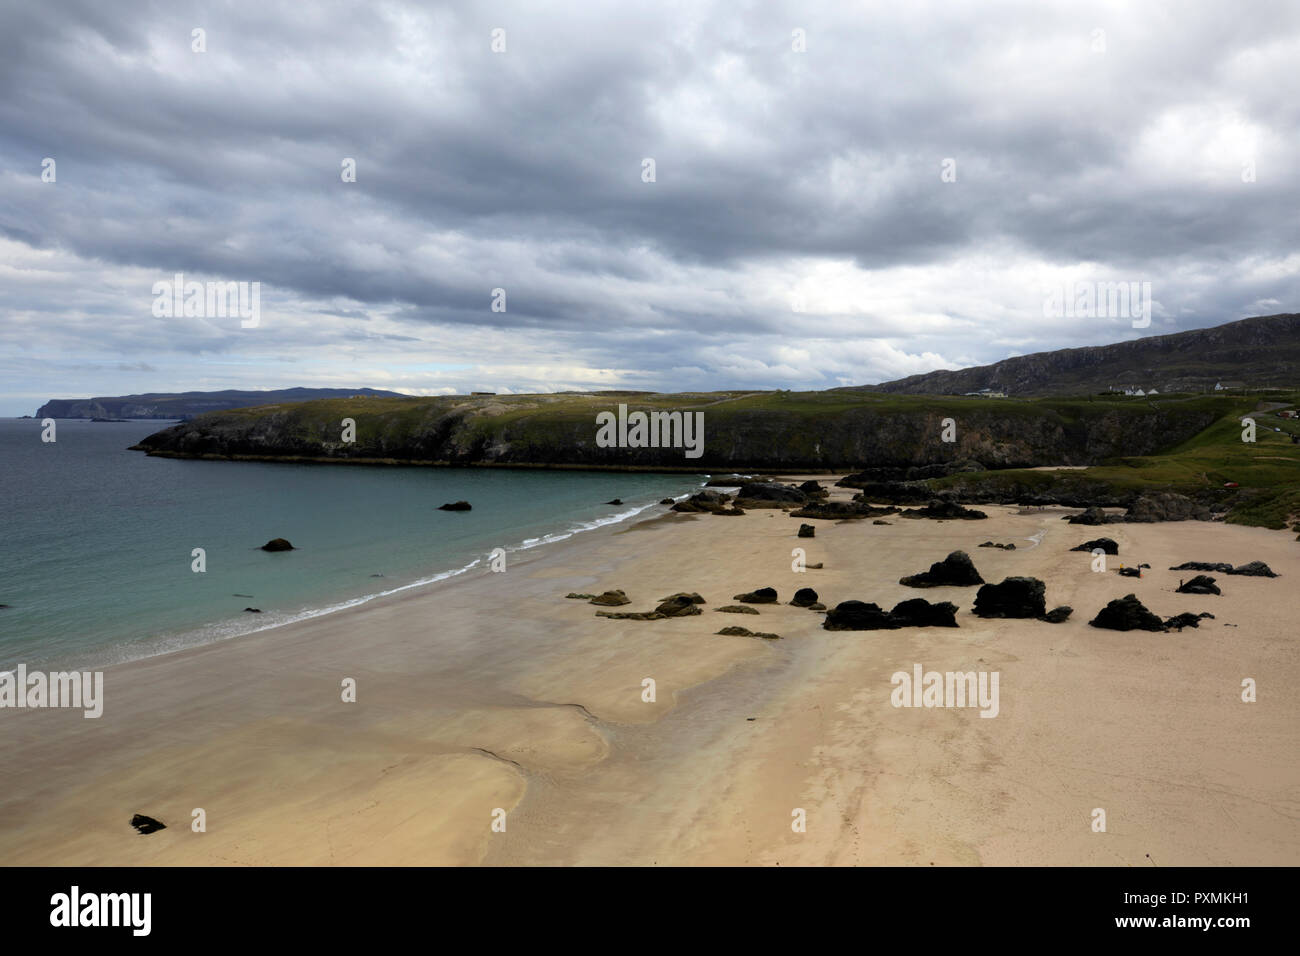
2;475;1296;866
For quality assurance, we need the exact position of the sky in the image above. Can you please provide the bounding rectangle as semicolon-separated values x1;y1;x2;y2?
1;0;1297;415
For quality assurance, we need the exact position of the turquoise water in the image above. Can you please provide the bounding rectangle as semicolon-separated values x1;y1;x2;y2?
0;419;704;670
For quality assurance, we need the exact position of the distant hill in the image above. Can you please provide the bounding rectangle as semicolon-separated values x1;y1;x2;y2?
848;313;1300;397
37;388;407;420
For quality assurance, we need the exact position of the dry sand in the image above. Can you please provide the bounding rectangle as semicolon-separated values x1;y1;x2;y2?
1;478;1296;866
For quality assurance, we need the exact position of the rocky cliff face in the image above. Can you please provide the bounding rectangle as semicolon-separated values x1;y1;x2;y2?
853;313;1300;397
130;392;1225;470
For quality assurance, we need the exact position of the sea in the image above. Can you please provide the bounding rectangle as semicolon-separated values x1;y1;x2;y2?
0;418;708;671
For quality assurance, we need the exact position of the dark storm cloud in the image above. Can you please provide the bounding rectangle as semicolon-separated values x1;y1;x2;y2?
0;0;1297;412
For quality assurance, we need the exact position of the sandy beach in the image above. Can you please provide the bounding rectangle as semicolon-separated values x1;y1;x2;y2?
1;478;1297;866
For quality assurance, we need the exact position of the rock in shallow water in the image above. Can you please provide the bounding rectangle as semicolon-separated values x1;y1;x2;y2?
260;538;294;552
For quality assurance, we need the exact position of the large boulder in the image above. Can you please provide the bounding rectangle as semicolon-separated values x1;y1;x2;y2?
900;500;988;520
790;587;819;607
887;598;959;628
1088;594;1165;631
972;577;1047;618
1071;538;1118;555
1176;575;1220;595
823;598;959;629
790;500;897;520
1230;560;1278;577
823;601;898;630
1124;493;1211;523
899;550;984;588
734;482;807;506
1066;506;1110;525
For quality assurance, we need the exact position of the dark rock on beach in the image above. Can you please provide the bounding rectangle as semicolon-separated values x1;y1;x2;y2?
1071;538;1118;555
660;497;675;504
1169;560;1278;577
797;480;828;498
438;500;472;511
823;598;958;629
887;598;959;628
790;587;819;607
1042;605;1073;623
1164;611;1214;630
1088;594;1165;631
717;625;781;639
1228;560;1278;577
130;814;166;835
733;587;778;604
658;592;706;604
823;601;898;630
790;500;896;520
715;604;760;614
1124;492;1211;523
797;523;815;538
900;499;987;520
735;481;807;505
1176;575;1221;595
1066;506;1111;525
589;590;630;606
899;550;984;588
1118;567;1142;578
978;541;1016;550
717;626;781;639
653;595;703;617
672;490;745;515
971;577;1047;618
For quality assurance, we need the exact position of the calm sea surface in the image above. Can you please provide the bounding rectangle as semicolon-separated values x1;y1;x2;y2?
0;419;705;669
